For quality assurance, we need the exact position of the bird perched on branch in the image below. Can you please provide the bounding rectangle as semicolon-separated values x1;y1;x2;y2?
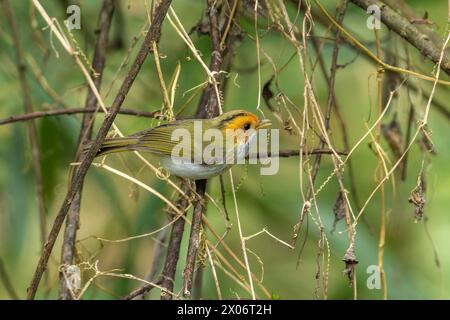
85;110;271;180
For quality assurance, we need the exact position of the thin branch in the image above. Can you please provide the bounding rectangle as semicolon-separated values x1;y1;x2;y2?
121;278;162;300
26;0;173;300
146;228;169;282
247;148;347;159
160;182;191;300
402;95;415;181
243;227;294;250
75;0;116;152
131;225;170;299
403;78;450;120
219;175;230;222
374;27;388;299
182;180;206;298
195;0;225;119
229;171;256;299
0;107;159;126
205;244;222;299
60;0;115;300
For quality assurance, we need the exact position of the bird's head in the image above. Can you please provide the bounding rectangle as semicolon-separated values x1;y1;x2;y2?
213;109;271;147
216;109;271;132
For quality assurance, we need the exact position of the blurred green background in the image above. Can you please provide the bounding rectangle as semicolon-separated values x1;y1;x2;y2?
1;0;449;299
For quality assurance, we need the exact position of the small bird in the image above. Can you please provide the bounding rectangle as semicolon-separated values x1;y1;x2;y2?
88;110;271;180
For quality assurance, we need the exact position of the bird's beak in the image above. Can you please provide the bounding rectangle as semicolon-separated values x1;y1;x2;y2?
257;119;272;129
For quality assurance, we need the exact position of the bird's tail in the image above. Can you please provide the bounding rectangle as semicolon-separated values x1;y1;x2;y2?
68;137;140;187
84;137;140;157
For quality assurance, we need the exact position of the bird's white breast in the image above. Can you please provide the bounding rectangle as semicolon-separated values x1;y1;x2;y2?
159;130;257;179
160;157;231;180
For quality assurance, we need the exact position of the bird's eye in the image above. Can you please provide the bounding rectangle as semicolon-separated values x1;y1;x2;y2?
243;122;251;131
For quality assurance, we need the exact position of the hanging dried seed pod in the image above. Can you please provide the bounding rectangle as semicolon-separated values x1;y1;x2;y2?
342;245;358;287
409;173;426;221
419;127;437;155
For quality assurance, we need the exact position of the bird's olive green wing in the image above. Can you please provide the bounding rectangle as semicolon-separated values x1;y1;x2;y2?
135;119;231;163
93;118;232;162
134;120;203;161
92;119;196;157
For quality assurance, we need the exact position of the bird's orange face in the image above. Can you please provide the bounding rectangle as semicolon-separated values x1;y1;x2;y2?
221;112;271;131
220;112;271;145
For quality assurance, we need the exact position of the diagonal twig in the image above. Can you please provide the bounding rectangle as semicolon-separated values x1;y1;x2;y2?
121;278;162;300
0;107;159;125
160;182;191;300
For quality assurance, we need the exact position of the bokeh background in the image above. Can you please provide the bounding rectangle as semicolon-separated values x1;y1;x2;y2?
1;0;449;299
